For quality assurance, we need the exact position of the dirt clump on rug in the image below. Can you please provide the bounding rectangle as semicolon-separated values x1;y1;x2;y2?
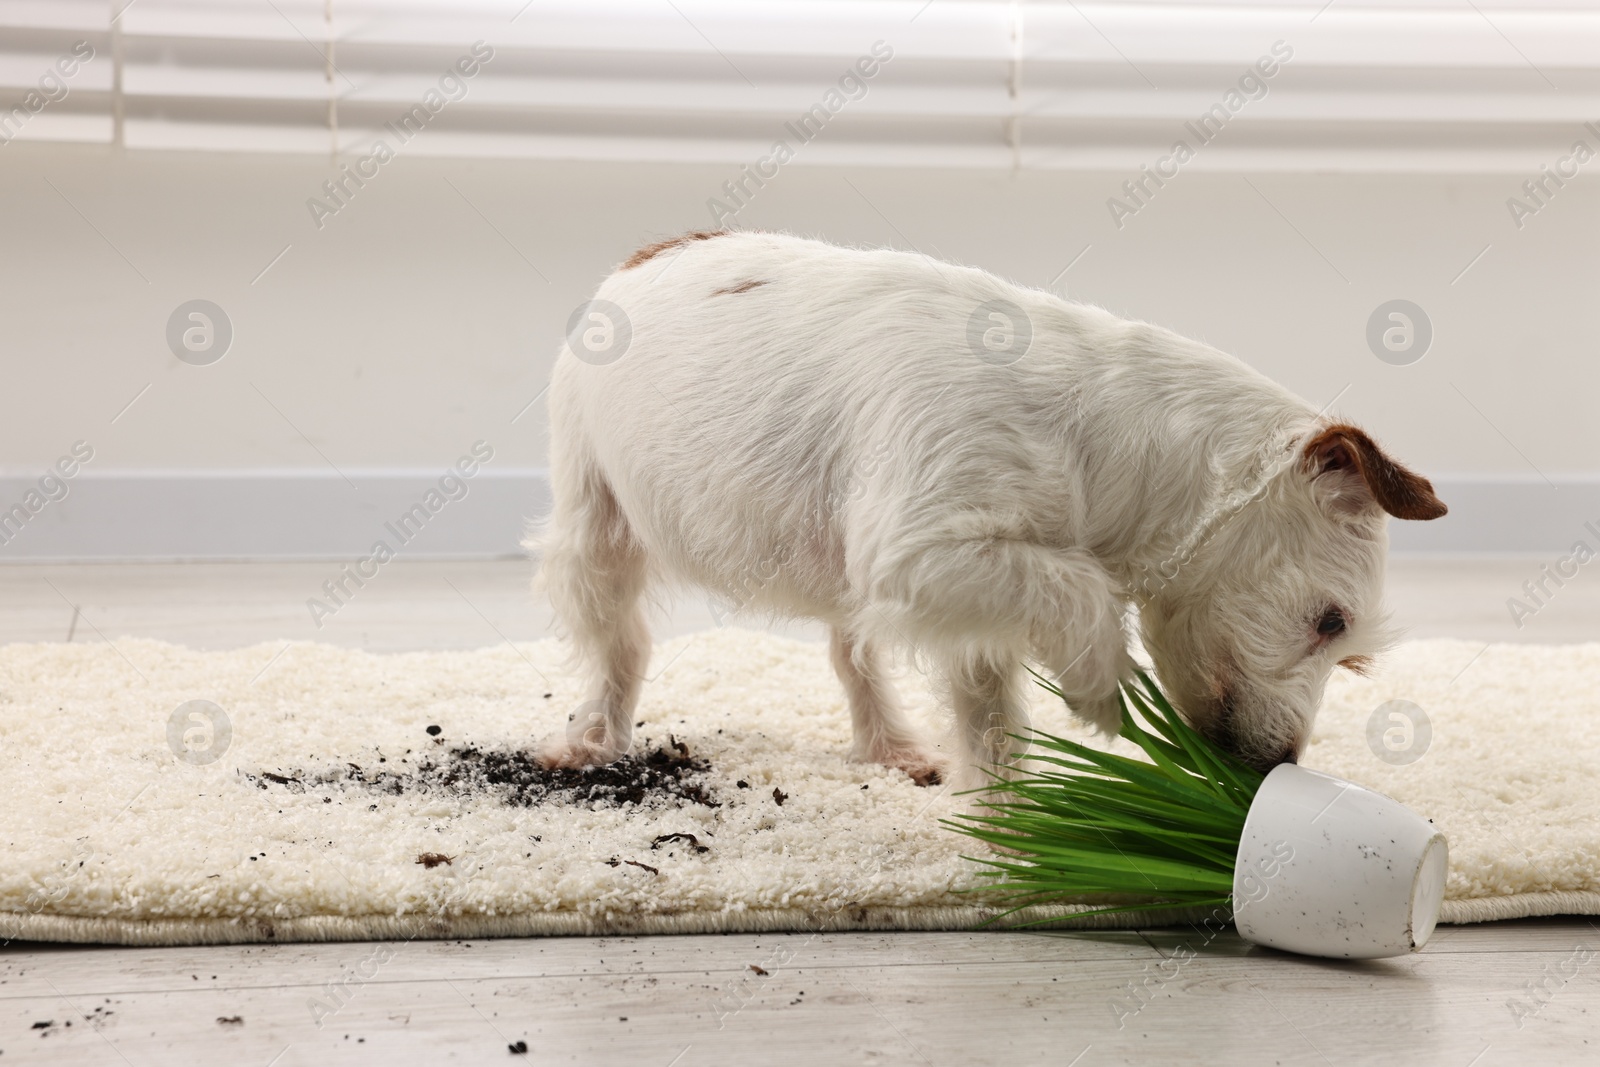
247;731;719;810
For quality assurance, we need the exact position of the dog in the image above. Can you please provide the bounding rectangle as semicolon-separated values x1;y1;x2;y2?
531;230;1446;790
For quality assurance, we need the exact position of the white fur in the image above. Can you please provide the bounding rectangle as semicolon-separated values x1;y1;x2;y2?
532;231;1422;788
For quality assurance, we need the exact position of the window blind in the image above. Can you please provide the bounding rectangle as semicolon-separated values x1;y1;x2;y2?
1;0;1596;171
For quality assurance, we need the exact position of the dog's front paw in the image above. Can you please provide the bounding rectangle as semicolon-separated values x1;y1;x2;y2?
892;753;947;788
1048;641;1133;736
853;745;948;788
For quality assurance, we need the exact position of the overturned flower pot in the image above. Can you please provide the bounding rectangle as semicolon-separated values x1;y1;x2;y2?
948;670;1448;961
1232;763;1449;959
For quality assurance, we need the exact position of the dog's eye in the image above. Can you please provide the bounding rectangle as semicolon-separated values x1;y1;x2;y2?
1316;610;1347;638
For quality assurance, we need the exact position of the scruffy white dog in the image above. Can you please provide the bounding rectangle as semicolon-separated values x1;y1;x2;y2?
532;230;1446;789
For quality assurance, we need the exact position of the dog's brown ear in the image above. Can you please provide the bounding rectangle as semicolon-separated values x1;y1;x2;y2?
1301;423;1447;521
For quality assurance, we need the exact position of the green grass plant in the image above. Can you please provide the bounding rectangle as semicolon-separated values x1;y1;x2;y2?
945;668;1266;924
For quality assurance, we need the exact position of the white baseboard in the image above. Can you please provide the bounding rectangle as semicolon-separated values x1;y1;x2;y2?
0;472;1593;561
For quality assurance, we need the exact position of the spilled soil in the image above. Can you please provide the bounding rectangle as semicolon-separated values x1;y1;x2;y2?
247;738;719;810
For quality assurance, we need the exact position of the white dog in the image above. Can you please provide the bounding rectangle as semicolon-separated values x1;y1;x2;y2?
532;230;1446;789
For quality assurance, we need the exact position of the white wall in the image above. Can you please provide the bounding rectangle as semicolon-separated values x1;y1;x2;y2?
2;143;1596;556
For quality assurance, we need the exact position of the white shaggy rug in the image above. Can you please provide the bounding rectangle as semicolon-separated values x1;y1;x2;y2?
3;628;1598;946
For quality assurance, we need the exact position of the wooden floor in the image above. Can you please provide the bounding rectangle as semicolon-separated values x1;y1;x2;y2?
3;557;1598;1065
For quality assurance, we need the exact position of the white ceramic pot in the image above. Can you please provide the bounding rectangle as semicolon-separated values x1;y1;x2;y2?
1231;764;1449;959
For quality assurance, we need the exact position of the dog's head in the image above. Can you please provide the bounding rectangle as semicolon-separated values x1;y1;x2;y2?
1137;423;1446;773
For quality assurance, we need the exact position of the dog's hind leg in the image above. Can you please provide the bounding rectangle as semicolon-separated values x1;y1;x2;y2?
532;449;650;768
829;627;945;786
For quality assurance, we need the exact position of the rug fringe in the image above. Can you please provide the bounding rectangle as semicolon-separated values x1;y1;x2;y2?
6;891;1598;946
